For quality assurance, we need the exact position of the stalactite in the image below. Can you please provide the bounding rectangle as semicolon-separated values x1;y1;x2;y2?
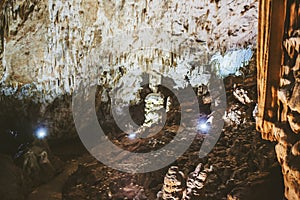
0;0;257;103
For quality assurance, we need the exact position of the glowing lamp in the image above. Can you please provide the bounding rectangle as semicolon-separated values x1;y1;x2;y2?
197;117;210;133
35;127;48;139
199;123;208;131
128;132;137;140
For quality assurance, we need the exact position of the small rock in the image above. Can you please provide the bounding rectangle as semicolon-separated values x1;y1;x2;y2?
291;141;300;156
288;81;300;113
287;111;300;133
233;87;253;105
283;37;300;59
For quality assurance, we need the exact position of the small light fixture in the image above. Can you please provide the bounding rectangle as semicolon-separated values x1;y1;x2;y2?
200;123;208;131
128;132;137;140
197;117;210;133
35;127;48;139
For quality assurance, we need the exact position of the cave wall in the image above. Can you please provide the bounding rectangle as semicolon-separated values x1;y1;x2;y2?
257;0;300;199
0;0;258;143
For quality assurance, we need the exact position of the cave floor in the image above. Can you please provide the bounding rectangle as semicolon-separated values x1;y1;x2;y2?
26;121;284;200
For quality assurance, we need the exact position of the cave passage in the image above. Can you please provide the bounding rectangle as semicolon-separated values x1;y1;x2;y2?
0;0;298;199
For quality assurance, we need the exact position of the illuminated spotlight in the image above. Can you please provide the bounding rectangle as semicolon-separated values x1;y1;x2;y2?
197;118;210;133
128;132;137;140
197;122;209;133
35;127;48;139
200;123;208;130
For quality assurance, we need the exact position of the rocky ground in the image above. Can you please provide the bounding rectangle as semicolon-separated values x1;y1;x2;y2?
60;61;284;200
0;57;286;200
60;120;284;200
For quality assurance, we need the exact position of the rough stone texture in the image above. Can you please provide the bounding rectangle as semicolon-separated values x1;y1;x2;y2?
0;154;26;200
62;65;284;199
0;139;64;200
0;0;257;102
0;0;258;141
257;0;300;199
158;163;213;200
0;47;285;199
3;0;295;199
62;122;284;200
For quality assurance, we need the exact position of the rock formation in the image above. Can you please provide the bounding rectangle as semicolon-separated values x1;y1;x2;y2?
1;0;297;199
0;0;257;103
256;0;300;199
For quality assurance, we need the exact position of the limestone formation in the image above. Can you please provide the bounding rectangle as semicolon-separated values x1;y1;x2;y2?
0;0;257;103
182;163;213;200
161;166;186;200
287;111;300;134
157;163;214;200
2;0;297;199
288;81;300;114
257;0;300;199
291;141;300;157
